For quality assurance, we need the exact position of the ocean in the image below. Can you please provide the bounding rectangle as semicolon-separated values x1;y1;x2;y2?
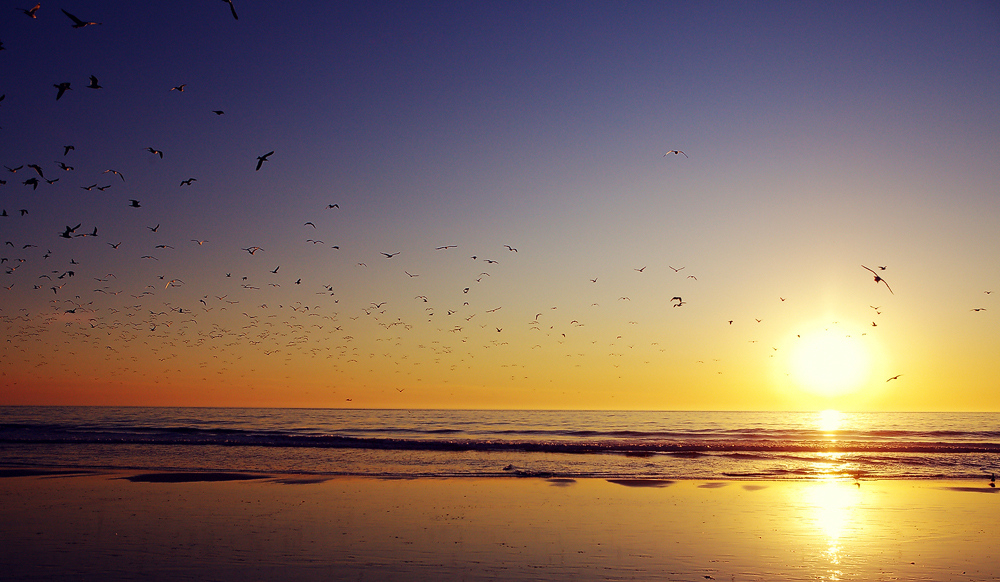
1;407;997;481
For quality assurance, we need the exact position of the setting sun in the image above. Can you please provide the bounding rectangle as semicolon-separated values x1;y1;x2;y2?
790;331;871;397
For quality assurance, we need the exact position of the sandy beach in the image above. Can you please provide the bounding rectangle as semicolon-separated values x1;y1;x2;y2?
1;470;996;581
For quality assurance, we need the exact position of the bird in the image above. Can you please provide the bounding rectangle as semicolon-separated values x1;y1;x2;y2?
19;4;40;18
212;110;225;115
327;204;339;209
255;151;274;170
170;84;186;92
87;75;102;89
862;265;893;294
504;245;517;252
179;178;197;186
664;150;688;158
56;161;74;171
970;308;986;312
304;222;316;228
669;265;685;272
148;224;159;232
26;164;44;177
61;9;100;28
634;266;646;272
886;374;902;382
435;245;457;250
242;246;263;255
671;296;685;307
63;145;75;156
128;199;141;208
22;177;39;190
54;82;72;100
104;169;125;181
381;252;400;258
222;0;239;20
145;147;163;158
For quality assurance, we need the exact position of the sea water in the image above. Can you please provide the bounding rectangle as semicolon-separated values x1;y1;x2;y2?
1;407;997;480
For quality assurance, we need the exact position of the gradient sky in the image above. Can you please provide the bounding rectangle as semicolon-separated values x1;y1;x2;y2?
1;1;998;410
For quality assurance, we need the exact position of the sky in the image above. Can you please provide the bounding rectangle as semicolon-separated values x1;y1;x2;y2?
1;1;998;411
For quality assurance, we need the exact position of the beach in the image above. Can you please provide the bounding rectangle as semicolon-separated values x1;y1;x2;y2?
2;470;996;581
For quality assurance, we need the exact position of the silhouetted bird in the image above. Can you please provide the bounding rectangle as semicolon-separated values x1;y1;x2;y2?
256;151;274;170
61;9;101;28
54;82;71;100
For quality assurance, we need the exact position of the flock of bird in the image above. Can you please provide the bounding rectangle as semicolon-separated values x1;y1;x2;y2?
0;5;994;405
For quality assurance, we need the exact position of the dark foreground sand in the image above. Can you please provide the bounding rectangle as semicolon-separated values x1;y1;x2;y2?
1;470;996;581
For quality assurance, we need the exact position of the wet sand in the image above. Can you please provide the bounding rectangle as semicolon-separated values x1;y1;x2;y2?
1;471;997;581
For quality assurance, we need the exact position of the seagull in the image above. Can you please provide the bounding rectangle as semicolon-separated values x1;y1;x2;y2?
222;0;238;20
19;4;40;18
148;224;159;232
146;147;163;158
26;164;44;177
63;145;75;156
128;199;141;207
255;151;274;170
634;266;646;272
242;246;263;255
56;161;74;171
381;252;400;258
170;84;186;92
87;75;102;89
886;374;902;382
671;296;685;307
862;265;893;294
54;82;72;100
504;245;517;252
327;204;339;209
179;178;197;186
304;221;316;228
61;9;101;28
669;265;685;272
212;110;225;115
664;150;688;158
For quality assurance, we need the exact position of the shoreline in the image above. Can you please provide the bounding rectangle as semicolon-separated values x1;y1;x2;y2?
2;470;997;581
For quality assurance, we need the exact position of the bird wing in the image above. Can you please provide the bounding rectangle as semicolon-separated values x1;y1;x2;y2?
61;9;85;25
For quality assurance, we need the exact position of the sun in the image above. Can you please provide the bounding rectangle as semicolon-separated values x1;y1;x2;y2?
789;331;871;397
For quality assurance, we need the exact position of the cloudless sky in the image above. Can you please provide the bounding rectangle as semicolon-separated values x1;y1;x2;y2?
2;1;998;410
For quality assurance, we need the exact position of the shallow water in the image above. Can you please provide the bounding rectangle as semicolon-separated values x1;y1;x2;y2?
2;407;998;480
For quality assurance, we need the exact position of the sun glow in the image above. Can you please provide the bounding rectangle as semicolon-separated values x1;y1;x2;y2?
790;331;871;397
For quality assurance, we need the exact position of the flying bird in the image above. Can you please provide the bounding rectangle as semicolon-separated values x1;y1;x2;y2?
63;145;75;156
664;150;688;158
145;147;163;158
255;151;274;170
128;199;141;207
180;178;197;186
54;82;72;100
212;110;225;115
61;9;101;28
170;84;186;92
886;374;902;382
381;252;400;258
862;265;893;294
327;204;339;209
87;75;102;89
222;0;238;20
19;4;40;18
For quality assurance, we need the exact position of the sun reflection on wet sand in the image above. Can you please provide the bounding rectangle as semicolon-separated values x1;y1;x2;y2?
802;480;863;580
